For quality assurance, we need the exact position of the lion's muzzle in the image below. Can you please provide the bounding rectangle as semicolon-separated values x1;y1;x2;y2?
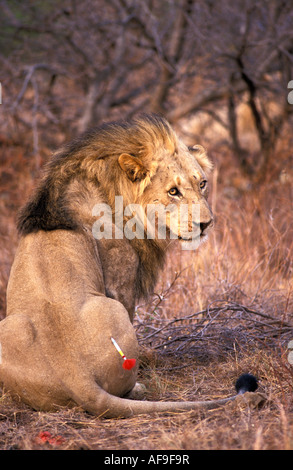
200;218;213;237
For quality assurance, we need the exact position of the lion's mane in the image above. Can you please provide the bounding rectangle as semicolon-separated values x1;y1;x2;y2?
17;115;184;299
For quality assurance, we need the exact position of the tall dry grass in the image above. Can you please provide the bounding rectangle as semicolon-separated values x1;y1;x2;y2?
0;133;292;449
138;144;293;327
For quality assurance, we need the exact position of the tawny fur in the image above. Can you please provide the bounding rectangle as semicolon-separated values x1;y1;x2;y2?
0;114;259;417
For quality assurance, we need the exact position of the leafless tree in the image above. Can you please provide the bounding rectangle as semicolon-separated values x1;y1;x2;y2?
0;0;292;177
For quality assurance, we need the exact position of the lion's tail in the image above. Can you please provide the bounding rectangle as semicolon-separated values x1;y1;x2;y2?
84;373;262;418
98;394;236;418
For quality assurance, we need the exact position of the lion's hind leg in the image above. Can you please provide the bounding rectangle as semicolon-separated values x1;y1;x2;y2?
78;296;139;398
0;314;68;410
0;313;37;395
0;313;37;367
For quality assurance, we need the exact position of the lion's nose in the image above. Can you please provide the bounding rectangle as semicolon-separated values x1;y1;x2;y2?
200;219;213;235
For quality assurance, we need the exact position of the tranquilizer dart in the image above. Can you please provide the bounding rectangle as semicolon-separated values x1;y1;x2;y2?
111;337;136;370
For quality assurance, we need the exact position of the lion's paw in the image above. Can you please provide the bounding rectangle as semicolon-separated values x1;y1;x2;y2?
124;382;147;400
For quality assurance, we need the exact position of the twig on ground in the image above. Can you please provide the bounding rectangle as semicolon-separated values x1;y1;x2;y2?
135;300;293;356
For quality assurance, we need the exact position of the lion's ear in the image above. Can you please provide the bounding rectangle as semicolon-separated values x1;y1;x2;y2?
189;145;213;174
118;153;148;182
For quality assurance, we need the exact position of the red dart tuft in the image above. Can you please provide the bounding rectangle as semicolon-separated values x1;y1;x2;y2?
122;358;136;370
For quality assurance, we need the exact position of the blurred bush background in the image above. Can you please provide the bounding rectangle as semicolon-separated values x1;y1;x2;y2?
0;0;293;450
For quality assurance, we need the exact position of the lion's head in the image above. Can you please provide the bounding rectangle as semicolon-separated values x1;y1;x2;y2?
117;118;214;247
113;115;213;249
17;114;213;297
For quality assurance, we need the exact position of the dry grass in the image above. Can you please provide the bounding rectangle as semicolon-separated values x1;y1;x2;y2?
0;349;292;450
0;136;293;450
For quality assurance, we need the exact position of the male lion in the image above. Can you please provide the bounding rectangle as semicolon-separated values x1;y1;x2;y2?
0;114;259;417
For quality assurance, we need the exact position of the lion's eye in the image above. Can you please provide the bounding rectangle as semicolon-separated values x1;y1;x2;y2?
168;187;180;197
200;180;207;190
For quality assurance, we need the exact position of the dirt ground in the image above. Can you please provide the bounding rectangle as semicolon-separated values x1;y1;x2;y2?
0;140;293;451
0;346;292;450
